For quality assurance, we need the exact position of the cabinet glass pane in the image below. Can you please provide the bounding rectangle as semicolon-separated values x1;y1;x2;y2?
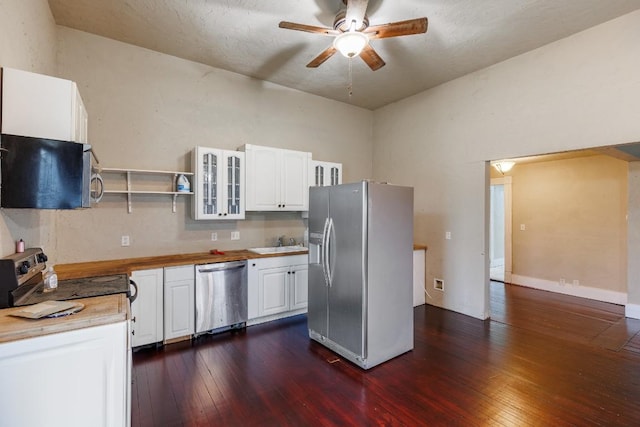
331;167;339;186
315;165;324;186
227;156;241;215
203;152;218;215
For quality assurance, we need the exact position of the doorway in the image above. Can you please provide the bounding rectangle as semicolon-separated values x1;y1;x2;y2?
490;177;512;283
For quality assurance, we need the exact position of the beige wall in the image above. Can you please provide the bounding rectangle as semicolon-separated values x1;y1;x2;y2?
51;28;372;263
510;155;627;293
0;0;58;258
373;11;640;319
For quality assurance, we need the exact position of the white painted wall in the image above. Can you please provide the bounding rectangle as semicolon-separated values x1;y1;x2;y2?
52;28;372;263
372;11;640;319
0;0;59;258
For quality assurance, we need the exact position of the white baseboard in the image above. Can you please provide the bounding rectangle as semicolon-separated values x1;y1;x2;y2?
626;303;640;320
511;274;627;305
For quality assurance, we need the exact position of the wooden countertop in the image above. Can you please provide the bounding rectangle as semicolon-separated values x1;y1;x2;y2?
55;245;425;280
54;249;308;280
0;294;129;344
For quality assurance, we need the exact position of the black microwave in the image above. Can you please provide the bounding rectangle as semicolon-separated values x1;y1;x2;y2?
0;134;92;209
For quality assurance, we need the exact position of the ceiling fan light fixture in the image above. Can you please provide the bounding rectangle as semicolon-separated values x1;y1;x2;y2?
333;31;369;58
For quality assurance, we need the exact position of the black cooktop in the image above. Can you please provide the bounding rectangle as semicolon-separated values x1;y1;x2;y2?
13;274;130;306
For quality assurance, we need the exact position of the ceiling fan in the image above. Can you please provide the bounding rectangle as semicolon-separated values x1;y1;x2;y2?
279;0;428;71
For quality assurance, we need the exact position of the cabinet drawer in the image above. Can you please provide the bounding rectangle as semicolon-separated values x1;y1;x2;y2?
254;254;308;269
164;265;194;282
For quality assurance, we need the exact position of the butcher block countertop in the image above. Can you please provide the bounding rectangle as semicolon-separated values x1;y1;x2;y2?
55;245;426;280
54;249;305;280
0;294;129;344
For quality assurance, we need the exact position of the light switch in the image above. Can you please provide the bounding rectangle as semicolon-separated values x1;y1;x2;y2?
445;231;451;240
520;224;526;231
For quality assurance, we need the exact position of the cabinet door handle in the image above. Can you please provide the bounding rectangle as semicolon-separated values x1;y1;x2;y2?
132;316;136;323
132;330;135;335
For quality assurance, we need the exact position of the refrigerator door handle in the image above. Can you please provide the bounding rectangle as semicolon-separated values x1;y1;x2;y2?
321;217;330;286
326;217;335;287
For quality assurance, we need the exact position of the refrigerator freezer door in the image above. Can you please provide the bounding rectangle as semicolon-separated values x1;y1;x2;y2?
327;182;366;358
307;186;330;338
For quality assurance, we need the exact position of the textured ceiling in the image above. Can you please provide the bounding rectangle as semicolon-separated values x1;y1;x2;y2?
47;0;640;110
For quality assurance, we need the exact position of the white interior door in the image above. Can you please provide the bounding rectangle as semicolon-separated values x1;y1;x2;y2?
490;177;512;283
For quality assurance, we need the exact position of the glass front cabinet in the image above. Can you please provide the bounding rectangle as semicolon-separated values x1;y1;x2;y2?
192;146;245;220
310;160;342;187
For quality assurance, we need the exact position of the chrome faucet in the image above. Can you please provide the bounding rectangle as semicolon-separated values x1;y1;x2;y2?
277;236;285;247
289;237;296;246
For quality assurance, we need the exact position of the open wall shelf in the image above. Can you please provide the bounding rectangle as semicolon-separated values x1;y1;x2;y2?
98;168;194;213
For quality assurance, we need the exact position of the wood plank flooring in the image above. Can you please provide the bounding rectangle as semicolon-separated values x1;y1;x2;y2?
132;284;640;426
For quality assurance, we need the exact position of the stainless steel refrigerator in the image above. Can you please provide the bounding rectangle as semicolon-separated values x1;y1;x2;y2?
308;181;414;369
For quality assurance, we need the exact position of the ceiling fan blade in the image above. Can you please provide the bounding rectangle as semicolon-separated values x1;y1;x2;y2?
307;46;338;68
345;0;369;29
279;21;339;36
359;44;385;71
364;17;428;39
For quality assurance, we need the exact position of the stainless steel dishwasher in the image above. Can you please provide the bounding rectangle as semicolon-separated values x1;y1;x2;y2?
195;260;247;334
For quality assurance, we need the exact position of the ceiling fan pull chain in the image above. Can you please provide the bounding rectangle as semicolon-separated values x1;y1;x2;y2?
348;57;354;98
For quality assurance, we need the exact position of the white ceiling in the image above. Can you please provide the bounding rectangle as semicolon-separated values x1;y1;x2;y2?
47;0;640;110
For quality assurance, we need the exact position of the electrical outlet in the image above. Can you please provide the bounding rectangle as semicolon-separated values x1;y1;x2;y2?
231;231;240;240
211;232;218;241
121;235;130;247
573;280;580;286
559;278;565;286
520;224;526;231
445;231;451;240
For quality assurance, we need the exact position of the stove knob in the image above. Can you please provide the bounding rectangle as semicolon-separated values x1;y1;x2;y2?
37;253;48;262
18;263;29;275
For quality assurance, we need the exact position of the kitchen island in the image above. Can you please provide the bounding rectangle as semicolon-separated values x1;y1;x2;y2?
0;294;131;427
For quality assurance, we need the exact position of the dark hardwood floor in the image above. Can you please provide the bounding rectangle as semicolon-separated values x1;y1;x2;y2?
132;283;640;426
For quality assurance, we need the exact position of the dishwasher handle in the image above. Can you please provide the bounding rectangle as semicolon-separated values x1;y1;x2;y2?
197;261;246;274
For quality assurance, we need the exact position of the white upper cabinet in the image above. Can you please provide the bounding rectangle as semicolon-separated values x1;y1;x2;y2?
192;146;245;220
241;144;311;211
310;160;342;187
1;67;88;143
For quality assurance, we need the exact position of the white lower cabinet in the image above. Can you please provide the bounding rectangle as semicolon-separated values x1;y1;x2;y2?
130;268;164;347
0;321;129;427
248;254;308;324
164;265;195;340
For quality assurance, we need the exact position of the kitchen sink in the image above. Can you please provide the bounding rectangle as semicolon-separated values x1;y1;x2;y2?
248;246;308;255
